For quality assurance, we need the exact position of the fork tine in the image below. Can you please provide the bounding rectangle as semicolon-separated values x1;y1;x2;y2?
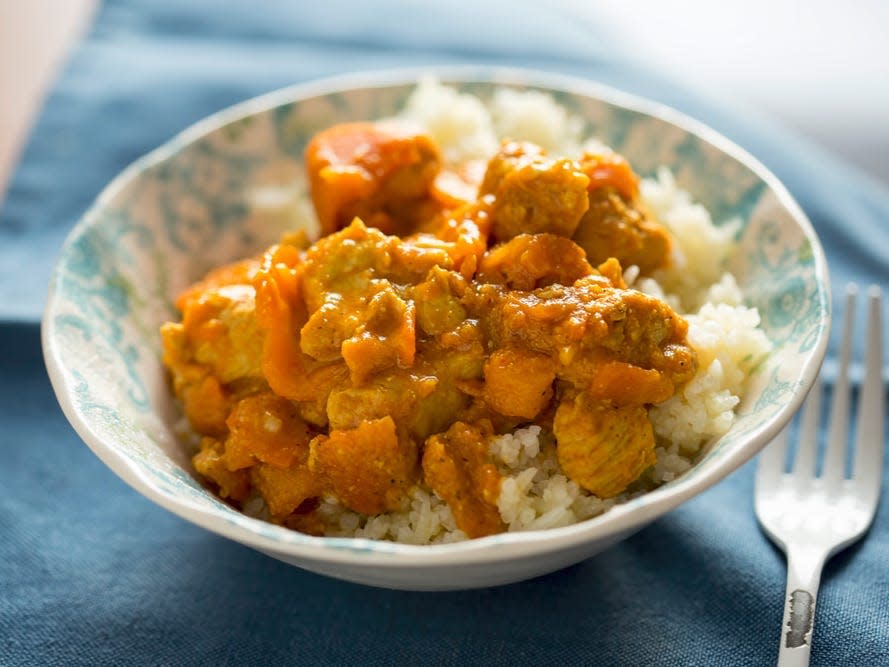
756;421;790;491
852;286;884;501
823;285;857;490
792;372;823;485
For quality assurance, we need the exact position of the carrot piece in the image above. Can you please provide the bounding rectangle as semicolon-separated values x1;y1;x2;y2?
587;361;674;407
193;438;250;502
251;462;323;519
422;420;502;538
309;416;415;515
483;349;555;419
223;393;312;470
579;151;639;201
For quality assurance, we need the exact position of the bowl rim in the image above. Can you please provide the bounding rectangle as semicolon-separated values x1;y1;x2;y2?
42;65;831;569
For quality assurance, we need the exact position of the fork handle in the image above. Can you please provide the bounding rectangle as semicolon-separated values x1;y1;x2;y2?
777;546;828;667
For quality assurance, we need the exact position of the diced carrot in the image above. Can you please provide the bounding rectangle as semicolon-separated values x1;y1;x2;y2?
183;375;230;437
483;349;555;419
223;393;312;470
587;360;674;406
193;438;250;502
251;461;323;519
175;258;261;312
305;122;441;235
422;420;502;538
579;151;639;201
309;416;415;515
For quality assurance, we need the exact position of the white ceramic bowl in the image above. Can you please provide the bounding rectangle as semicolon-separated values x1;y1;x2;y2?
42;67;830;590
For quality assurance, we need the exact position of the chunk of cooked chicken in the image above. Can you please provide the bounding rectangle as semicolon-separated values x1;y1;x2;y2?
482;141;590;242
570;150;671;274
573;187;671;275
577;150;639;201
160;331;230;436
178;283;264;384
478;275;696;390
553;391;656;498
412;266;469;337
478;140;544;195
160;259;267;436
325;372;436;432
340;284;417;385
477;233;593;290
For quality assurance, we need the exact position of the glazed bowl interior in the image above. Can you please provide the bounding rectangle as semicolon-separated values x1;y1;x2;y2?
42;68;830;590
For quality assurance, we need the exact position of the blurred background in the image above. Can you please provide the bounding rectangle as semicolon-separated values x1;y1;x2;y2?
1;0;888;203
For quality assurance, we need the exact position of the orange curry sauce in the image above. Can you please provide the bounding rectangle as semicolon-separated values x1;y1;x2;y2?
160;122;696;538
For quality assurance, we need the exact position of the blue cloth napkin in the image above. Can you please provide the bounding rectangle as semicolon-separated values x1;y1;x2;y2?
1;1;886;665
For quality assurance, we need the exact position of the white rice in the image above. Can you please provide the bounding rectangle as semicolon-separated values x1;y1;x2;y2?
292;79;772;542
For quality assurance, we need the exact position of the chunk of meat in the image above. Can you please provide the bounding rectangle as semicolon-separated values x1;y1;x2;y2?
299;220;396;317
161;267;266;437
305;122;441;236
573;187;671;274
478;140;544;196
409;319;486;440
421;421;503;538
309;416;416;515
477;233;593;290
178;283;265;384
407;205;491;276
181;374;231;437
482;348;555;419
223;393;313;470
391;234;455;277
553;391;656;497
340;284;416;385
412;266;469;337
298;221;432;378
409;379;472;442
160;324;232;436
193;438;250;502
325;373;437;432
478;278;696;389
175;258;262;313
487;155;590;241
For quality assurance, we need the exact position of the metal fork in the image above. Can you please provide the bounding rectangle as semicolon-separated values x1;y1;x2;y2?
755;284;884;667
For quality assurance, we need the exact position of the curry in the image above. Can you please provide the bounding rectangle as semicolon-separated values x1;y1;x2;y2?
160;121;697;538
